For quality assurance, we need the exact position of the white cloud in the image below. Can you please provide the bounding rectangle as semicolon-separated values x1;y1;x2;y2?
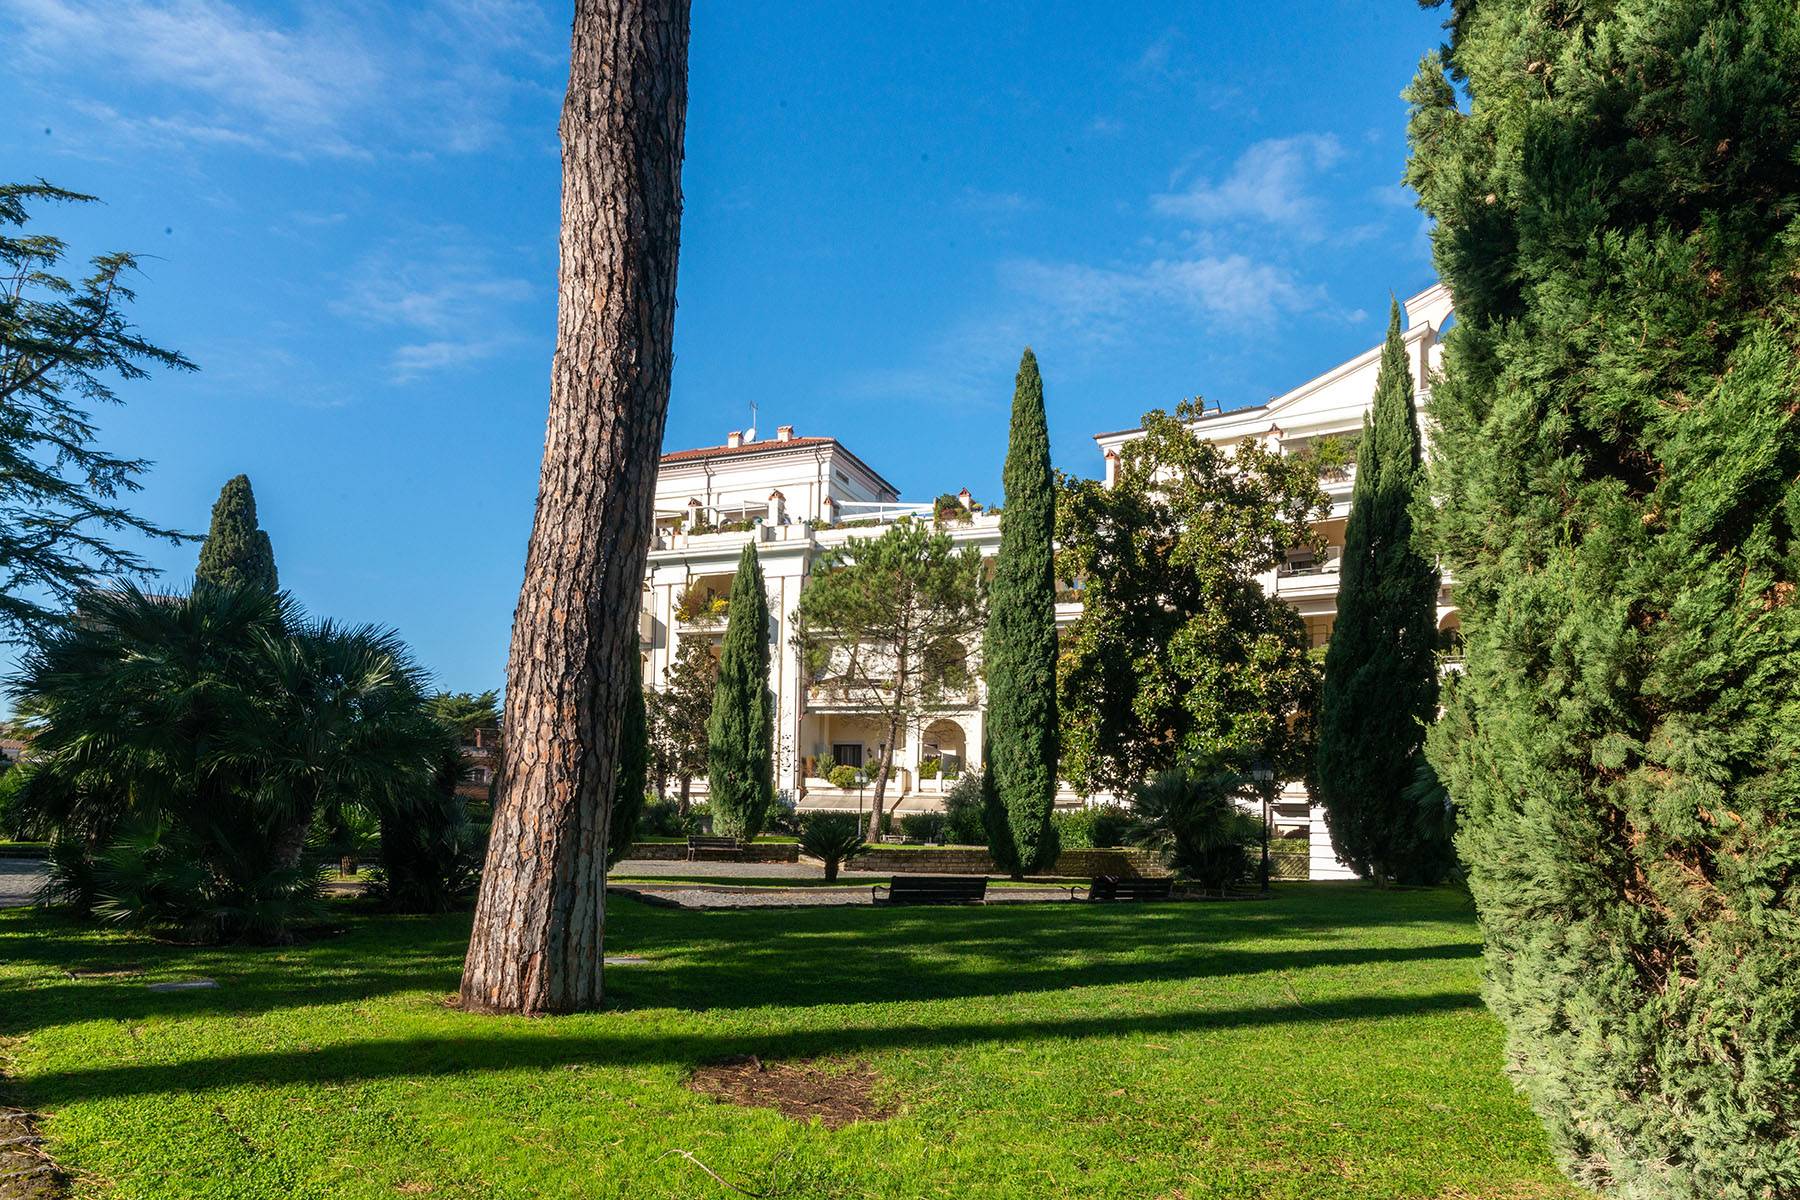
332;230;539;381
0;0;554;160
1153;134;1346;235
1003;253;1326;335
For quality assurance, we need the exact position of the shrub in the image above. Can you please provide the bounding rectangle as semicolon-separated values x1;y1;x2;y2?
1052;804;1131;850
763;790;801;836
0;767;38;841
798;812;864;881
827;764;861;790
917;757;940;780
685;801;712;834
813;752;837;779
93;821;325;944
942;773;986;844
898;811;946;842
1128;768;1261;894
637;797;686;838
370;746;481;914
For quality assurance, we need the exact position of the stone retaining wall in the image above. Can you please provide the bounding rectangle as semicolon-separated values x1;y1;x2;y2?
848;846;1171;878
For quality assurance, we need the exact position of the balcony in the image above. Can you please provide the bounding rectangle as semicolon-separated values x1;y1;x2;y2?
1273;546;1343;600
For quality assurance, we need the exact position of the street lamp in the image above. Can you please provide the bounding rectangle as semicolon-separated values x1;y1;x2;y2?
1249;759;1276;895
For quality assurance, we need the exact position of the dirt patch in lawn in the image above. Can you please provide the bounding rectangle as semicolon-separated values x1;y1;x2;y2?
0;1107;63;1200
685;1055;894;1129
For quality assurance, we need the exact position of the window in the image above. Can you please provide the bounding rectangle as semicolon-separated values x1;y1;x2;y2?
831;743;864;769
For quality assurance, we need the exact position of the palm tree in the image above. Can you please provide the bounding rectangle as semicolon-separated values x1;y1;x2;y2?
11;584;463;938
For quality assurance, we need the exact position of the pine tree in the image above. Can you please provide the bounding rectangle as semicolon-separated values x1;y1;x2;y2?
983;348;1060;876
706;541;773;839
651;635;716;811
1407;4;1800;1195
1315;301;1444;883
195;474;278;592
606;654;648;868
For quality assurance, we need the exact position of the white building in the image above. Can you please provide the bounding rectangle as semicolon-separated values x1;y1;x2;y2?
641;284;1458;873
639;424;1006;817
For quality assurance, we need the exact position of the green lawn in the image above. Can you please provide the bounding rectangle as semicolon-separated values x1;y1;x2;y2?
0;885;1583;1200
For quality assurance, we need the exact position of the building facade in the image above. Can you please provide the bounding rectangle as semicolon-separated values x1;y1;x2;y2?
641;284;1458;872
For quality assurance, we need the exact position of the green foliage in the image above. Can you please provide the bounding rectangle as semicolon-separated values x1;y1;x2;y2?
1058;402;1329;795
1127;768;1262;894
1052;804;1130;850
706;542;773;839
798;811;864;881
1316;302;1446;884
649;634;715;801
984;348;1060;876
427;690;501;740
195;474;278;593
0;765;31;840
917;756;939;779
93;819;325;943
1407;4;1800;1195
792;519;985;832
813;751;837;778
941;772;987;844
606;656;650;869
898;811;946;842
369;741;481;915
827;764;861;790
0;182;195;641
11;584;448;941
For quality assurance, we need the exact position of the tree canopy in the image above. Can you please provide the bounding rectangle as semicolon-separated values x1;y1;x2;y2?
1315;301;1446;884
1409;2;1800;1194
1057;402;1328;794
793;520;985;835
196;474;278;593
0;182;194;641
983;348;1060;875
706;541;773;839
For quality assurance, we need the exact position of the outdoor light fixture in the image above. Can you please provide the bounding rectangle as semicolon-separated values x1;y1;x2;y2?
1249;759;1276;895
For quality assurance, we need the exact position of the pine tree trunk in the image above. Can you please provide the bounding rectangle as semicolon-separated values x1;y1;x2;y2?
459;0;689;1016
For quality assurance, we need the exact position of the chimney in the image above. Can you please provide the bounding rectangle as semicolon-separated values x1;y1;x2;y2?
726;430;742;448
769;490;787;524
776;425;794;442
957;487;974;509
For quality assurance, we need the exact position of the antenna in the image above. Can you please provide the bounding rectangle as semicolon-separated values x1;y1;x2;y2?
744;400;757;444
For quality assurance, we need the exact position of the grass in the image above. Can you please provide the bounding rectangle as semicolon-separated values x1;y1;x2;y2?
0;885;1585;1200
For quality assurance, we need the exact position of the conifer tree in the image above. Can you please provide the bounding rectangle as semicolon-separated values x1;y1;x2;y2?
706;541;773;839
606;655;648;868
195;474;278;592
1315;302;1444;883
1408;3;1800;1195
983;349;1060;875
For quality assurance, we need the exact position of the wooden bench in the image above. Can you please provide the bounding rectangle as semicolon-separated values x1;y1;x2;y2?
686;835;743;862
1081;875;1175;902
871;875;988;905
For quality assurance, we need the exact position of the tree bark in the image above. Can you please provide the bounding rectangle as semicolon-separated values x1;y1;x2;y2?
460;0;690;1016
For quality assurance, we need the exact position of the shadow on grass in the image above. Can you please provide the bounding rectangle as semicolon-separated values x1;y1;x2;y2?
21;989;1484;1108
0;892;1478;1036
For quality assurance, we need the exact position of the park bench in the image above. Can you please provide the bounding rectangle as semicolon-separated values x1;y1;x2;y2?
686;835;743;862
871;875;988;905
1080;875;1175;902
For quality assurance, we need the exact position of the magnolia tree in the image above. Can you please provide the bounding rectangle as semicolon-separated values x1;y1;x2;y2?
1058;402;1329;793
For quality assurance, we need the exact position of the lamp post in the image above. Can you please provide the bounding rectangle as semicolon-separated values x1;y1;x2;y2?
1250;759;1276;895
855;766;871;841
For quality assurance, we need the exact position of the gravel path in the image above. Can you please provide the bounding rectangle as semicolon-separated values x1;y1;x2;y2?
0;857;45;908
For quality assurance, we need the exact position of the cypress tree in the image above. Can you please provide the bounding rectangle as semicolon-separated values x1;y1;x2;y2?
196;474;278;592
606;654;649;868
1408;4;1800;1196
1315;301;1445;883
983;348;1060;875
706;541;773;839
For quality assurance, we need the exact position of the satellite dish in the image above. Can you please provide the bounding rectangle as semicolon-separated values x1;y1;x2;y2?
744;427;756;443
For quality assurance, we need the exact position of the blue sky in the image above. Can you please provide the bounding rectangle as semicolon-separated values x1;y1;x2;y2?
0;0;1447;694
